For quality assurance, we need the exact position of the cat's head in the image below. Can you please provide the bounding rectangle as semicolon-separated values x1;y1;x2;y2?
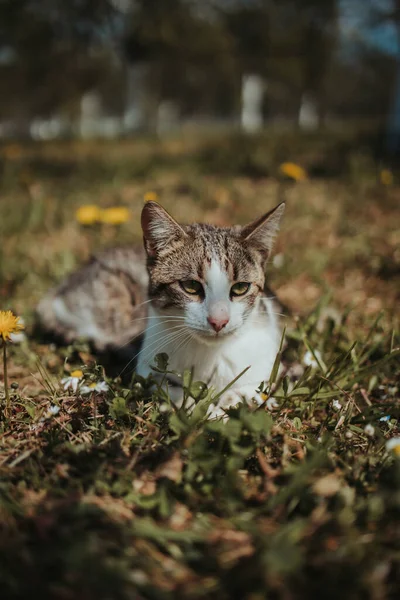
141;201;284;341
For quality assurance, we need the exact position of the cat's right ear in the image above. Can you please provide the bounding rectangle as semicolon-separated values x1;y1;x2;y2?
241;202;285;258
141;201;187;257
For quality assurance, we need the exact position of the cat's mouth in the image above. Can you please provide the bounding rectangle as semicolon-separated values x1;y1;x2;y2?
190;327;236;343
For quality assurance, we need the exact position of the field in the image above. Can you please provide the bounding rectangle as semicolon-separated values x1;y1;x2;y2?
0;131;399;599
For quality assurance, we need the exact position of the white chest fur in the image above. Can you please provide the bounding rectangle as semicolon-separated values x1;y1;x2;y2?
137;299;280;414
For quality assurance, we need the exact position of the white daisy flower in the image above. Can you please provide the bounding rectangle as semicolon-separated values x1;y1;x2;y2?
386;437;400;456
95;381;109;393
266;397;279;410
260;392;279;410
303;350;322;369
364;424;375;437
80;381;109;395
61;369;84;393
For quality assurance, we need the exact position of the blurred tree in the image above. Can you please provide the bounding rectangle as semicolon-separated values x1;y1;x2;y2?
369;0;400;153
0;0;118;120
0;0;395;135
298;0;338;126
219;0;338;126
123;0;237;117
222;1;271;75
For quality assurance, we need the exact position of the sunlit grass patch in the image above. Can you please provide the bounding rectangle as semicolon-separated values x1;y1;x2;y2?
0;133;399;597
0;307;399;598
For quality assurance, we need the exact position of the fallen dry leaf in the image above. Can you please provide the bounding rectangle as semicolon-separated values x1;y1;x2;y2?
155;452;183;483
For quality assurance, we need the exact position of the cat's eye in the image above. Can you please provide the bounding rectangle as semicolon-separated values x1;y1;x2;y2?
180;280;203;295
231;282;250;297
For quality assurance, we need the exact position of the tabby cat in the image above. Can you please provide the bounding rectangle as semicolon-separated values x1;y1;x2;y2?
37;201;285;417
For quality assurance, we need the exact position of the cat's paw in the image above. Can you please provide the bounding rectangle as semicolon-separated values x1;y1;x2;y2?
207;386;265;420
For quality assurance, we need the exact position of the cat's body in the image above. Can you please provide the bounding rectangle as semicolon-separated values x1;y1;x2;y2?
37;246;149;352
37;201;285;416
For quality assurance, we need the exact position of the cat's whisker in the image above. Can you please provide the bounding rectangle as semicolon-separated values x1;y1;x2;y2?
119;326;188;377
113;316;188;349
141;324;185;344
168;335;192;364
116;321;185;350
127;315;186;323
119;326;184;369
255;307;287;319
136;330;189;371
122;317;186;336
168;331;197;377
126;324;185;354
171;330;193;361
143;327;192;360
130;298;154;311
170;330;214;394
126;315;187;326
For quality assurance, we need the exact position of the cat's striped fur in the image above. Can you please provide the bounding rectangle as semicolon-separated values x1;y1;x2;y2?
37;201;285;416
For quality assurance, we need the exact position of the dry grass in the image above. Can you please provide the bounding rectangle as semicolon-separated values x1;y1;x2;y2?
0;133;399;599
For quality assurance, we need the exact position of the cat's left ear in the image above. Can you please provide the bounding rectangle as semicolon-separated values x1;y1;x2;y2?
241;202;285;258
141;201;187;257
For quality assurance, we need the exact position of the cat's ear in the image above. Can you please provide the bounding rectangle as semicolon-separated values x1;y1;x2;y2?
141;201;187;257
241;202;285;258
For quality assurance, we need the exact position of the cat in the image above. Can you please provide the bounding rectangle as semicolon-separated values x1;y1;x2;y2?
37;200;285;417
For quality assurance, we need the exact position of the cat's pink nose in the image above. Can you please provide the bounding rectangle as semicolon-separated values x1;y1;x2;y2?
207;316;229;332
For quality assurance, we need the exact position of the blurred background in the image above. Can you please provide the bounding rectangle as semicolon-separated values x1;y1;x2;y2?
0;0;399;144
0;0;399;328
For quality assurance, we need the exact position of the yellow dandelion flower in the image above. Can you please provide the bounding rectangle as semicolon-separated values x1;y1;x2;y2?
75;205;102;226
380;169;393;186
144;191;158;202
279;162;307;182
0;310;24;342
100;206;130;225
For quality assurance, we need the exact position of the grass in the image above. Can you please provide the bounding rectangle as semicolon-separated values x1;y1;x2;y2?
0;132;399;599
